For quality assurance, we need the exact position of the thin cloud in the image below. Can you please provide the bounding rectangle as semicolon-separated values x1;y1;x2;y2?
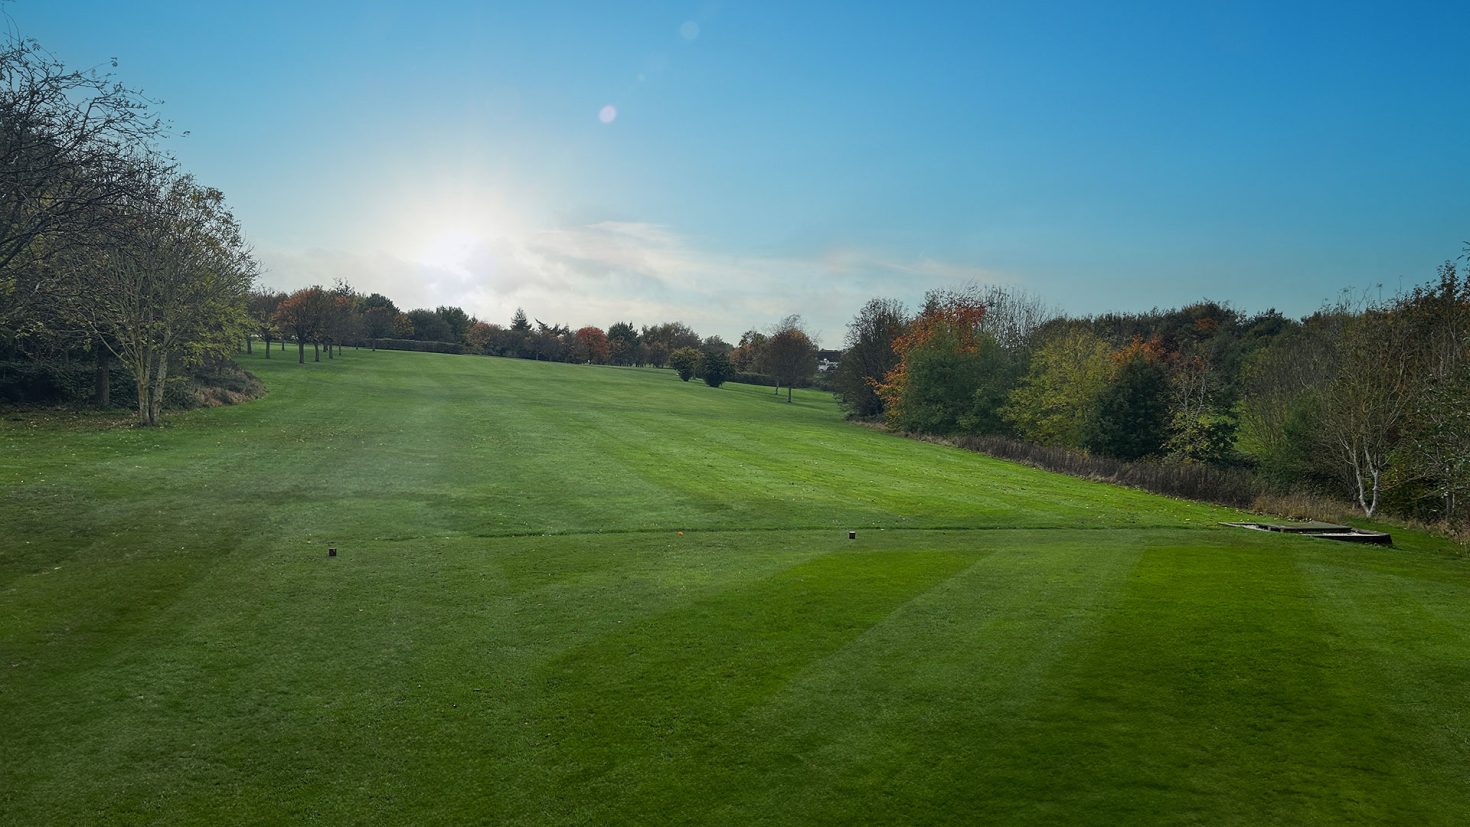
257;222;1017;345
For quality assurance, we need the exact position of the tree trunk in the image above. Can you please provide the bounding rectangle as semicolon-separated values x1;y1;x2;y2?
314;342;320;362
245;335;252;354
787;385;793;403
327;341;334;359
94;351;110;408
298;340;305;364
133;349;166;427
264;333;271;359
1365;451;1381;518
135;369;150;425
147;357;167;426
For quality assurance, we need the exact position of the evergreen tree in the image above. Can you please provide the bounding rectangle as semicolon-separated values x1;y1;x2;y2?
701;349;731;387
1082;353;1171;459
606;321;640;365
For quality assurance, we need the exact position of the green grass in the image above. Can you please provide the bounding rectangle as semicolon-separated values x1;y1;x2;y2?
3;349;1469;824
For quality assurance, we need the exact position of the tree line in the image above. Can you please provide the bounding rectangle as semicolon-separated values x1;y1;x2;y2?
0;30;257;425
247;283;822;397
833;261;1470;533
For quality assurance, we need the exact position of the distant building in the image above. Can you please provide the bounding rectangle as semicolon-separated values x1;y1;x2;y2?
817;349;842;372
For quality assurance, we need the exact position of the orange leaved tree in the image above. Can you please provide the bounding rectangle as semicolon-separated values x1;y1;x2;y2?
877;288;996;433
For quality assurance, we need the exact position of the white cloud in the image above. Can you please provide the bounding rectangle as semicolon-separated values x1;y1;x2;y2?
256;222;1016;346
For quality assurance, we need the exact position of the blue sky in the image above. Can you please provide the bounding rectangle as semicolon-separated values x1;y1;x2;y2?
14;1;1469;343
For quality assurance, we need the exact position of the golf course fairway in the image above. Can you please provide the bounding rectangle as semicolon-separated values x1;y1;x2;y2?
3;349;1468;824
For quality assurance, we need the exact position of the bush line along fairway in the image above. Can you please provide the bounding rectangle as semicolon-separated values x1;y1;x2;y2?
3;349;1469;823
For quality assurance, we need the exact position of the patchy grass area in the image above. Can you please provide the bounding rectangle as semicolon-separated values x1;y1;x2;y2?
3;349;1468;824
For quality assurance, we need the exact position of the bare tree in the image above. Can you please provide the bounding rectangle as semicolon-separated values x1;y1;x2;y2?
972;284;1054;354
1397;259;1470;522
1318;307;1417;517
1;35;169;312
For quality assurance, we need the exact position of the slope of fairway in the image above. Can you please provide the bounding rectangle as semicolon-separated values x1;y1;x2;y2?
3;349;1469;824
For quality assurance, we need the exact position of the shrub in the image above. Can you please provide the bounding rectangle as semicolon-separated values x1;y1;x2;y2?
1249;491;1354;524
669;347;702;381
171;359;266;408
945;433;1263;508
0;358;98;403
701;350;731;387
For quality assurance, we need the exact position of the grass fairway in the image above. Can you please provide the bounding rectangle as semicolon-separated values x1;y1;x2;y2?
4;349;1470;824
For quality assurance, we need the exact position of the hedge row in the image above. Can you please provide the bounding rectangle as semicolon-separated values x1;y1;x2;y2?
370;338;465;355
946;432;1264;509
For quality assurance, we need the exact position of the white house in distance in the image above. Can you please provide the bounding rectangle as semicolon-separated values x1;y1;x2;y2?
817;349;842;372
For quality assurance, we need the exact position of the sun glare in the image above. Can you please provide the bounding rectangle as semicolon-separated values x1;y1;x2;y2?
417;228;482;271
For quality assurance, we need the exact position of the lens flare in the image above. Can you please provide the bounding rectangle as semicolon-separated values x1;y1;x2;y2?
598;104;617;124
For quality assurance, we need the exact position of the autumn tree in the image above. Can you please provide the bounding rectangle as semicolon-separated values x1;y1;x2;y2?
464;321;495;354
877;290;990;430
765;315;818;402
572;326;611;364
731;329;768;373
275;285;332;363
